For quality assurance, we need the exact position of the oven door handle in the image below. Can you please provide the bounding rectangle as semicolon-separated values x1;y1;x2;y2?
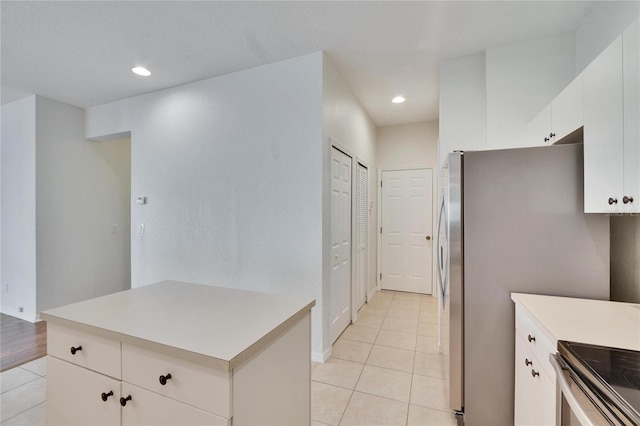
549;353;596;426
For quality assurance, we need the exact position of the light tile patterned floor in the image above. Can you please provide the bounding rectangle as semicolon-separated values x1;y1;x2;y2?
312;290;456;426
0;290;453;426
0;357;47;425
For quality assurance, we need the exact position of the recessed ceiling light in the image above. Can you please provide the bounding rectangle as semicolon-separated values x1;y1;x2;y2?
131;66;151;77
392;96;406;104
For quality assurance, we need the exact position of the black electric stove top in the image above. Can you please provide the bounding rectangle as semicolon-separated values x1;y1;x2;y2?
558;340;640;423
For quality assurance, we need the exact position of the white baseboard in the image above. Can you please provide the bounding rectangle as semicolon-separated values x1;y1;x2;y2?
311;346;333;363
367;286;378;302
1;305;38;322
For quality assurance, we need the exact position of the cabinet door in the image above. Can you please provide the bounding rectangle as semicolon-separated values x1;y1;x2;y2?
535;373;557;426
583;36;624;213
121;382;229;426
623;18;640;213
514;334;535;425
525;105;552;147
551;74;583;142
47;356;120;426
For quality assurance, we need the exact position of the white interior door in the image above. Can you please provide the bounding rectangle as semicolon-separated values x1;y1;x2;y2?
380;169;433;294
330;147;352;343
354;163;368;312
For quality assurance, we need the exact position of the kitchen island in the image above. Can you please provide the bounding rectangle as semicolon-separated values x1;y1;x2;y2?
42;280;316;426
511;293;640;425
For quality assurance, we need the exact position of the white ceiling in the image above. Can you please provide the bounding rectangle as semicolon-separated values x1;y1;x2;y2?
1;1;599;126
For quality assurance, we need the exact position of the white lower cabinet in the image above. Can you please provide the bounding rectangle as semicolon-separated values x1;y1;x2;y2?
47;356;121;426
514;308;557;426
46;313;311;426
120;382;228;426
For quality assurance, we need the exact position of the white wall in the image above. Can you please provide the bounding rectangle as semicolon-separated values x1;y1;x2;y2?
1;96;37;321
576;2;640;74
322;54;377;358
0;96;131;320
86;53;326;358
35;97;131;312
439;53;487;167
486;33;576;149
377;121;438;170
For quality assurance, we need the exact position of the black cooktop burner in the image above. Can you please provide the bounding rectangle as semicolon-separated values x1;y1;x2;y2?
558;340;640;422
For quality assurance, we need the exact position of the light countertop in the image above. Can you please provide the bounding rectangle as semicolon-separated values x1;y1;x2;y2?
41;280;316;369
511;293;640;351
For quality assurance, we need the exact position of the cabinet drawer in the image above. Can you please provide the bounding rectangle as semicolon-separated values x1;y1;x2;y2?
121;382;229;426
48;324;121;379
122;343;231;418
515;308;556;380
47;356;121;426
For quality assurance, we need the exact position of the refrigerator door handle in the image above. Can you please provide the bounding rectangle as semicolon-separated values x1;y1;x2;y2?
436;192;448;307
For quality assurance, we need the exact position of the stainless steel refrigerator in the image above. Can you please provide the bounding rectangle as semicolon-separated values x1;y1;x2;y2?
436;144;610;425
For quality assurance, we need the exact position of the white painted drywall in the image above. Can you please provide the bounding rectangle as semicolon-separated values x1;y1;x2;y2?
486;33;576;149
377;121;438;170
35;97;131;313
439;53;487;167
322;54;377;358
376;121;439;295
1;96;37;321
86;53;326;358
576;2;640;74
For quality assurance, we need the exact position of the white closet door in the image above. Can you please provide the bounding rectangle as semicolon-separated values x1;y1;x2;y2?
354;163;368;311
330;147;352;343
380;169;433;294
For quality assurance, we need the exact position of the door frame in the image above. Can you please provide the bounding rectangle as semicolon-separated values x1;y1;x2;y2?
377;167;436;295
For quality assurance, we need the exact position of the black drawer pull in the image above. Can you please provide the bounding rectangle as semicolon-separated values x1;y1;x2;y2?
70;346;82;355
101;391;113;401
527;335;535;343
525;358;532;366
609;197;618;205
159;373;172;386
623;196;634;204
531;369;540;378
120;395;132;406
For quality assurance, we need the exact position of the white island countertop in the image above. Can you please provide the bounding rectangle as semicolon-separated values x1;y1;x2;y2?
41;280;316;370
511;293;640;351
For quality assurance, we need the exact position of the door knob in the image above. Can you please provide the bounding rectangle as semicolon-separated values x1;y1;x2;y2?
623;196;634;204
426;236;431;240
609;197;618;205
70;346;82;355
159;373;172;385
101;391;113;401
120;395;132;406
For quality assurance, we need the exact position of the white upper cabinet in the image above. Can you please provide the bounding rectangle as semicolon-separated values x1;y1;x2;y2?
551;74;584;142
525;105;552;147
583;36;624;213
583;18;639;213
524;75;584;147
623;19;639;213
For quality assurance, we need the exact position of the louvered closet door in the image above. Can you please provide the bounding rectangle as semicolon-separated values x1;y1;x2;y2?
355;163;368;311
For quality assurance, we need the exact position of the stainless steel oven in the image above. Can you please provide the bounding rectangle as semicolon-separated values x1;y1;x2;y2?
550;341;640;426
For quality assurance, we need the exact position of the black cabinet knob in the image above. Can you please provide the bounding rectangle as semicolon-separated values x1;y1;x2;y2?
609;197;618;205
525;358;533;366
70;346;82;355
527;334;535;343
120;395;132;406
623;196;634;204
101;391;113;402
531;369;540;378
159;373;172;386
544;137;550;142
550;132;556;138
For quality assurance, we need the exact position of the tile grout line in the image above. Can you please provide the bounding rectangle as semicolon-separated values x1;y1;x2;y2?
0;391;46;424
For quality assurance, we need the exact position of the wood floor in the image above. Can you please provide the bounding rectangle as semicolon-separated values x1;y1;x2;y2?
0;313;47;372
